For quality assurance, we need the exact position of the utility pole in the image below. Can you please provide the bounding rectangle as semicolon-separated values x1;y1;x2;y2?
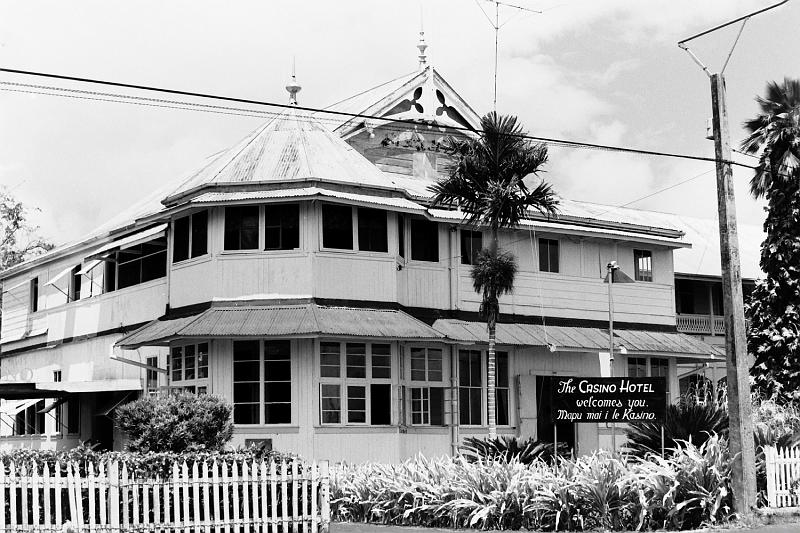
710;72;756;513
678;0;789;514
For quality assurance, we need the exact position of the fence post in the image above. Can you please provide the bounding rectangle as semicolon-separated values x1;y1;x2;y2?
766;446;777;508
319;461;330;533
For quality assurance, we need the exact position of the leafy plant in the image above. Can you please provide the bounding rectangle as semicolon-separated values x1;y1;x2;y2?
461;436;568;464
625;399;728;457
116;392;233;453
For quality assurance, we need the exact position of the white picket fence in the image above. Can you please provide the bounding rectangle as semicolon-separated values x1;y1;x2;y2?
765;446;800;508
0;457;330;532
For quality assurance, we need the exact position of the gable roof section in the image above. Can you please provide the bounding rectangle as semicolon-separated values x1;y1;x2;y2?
323;66;482;139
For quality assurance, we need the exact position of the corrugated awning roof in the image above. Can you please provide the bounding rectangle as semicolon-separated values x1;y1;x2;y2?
116;303;445;349
432;319;723;359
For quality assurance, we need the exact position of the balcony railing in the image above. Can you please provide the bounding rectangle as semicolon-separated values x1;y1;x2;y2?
676;313;726;335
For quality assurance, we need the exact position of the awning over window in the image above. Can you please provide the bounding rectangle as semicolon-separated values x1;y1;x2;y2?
116;303;446;349
88;223;168;259
0;398;40;416
44;265;74;288
0;379;141;399
432;319;724;360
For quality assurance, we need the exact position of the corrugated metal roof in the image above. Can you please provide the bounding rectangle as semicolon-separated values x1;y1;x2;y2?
431;319;722;359
191;187;426;213
116;303;445;348
164;108;403;204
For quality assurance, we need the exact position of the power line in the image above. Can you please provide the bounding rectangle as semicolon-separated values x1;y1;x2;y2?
0;66;756;169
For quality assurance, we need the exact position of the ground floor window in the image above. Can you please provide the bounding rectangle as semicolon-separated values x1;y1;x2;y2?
535;375;576;450
408;346;446;426
458;349;510;426
318;341;392;425
233;340;292;425
628;355;670;401
14;400;45;436
170;342;209;394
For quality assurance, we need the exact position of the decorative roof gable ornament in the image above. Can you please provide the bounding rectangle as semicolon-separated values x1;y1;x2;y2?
286;59;301;105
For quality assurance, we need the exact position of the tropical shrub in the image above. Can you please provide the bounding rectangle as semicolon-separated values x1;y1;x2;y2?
460;436;569;464
116;392;233;452
625;399;728;457
331;435;733;531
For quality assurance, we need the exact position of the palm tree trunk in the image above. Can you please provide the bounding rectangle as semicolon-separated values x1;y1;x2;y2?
487;320;497;439
487;226;499;439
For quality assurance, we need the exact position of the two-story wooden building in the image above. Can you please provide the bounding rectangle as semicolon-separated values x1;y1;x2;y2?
0;46;723;461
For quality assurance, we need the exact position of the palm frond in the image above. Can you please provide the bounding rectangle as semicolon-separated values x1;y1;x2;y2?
471;250;517;326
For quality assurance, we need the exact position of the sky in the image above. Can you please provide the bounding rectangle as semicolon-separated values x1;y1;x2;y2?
1;0;798;247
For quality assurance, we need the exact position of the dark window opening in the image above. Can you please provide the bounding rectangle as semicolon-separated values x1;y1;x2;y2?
224;206;259;250
461;230;482;265
358;208;388;252
70;266;82;302
116;240;168;290
634;249;653;282
173;215;191;262
104;261;116;293
265;204;300;250
191;211;208;257
410;219;439;262
398;214;406;258
322;204;353;250
233;340;260;424
495;352;509;426
539;238;559;273
30;278;39;313
459;350;482;425
536;376;575;450
264;340;292;424
370;384;391;425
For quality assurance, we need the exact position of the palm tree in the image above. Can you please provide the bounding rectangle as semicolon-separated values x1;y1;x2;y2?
741;77;800;198
741;78;800;402
431;112;559;438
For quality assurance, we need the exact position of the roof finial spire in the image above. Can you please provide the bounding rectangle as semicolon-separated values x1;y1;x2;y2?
286;57;301;105
417;6;428;70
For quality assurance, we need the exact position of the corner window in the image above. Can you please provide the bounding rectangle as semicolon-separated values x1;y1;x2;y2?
224;206;259;251
410;219;439;262
357;208;388;252
173;210;208;262
460;230;482;265
116;240;168;290
232;340;292;425
634;249;653;282
265;204;300;250
322;204;353;250
318;341;392;425
539;238;559;273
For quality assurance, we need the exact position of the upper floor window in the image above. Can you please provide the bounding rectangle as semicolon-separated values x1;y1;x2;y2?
173;210;208;262
114;240;168;290
461;230;482;265
410;219;438;262
265;204;300;250
322;204;353;250
224;206;259;251
539;238;559;273
29;277;39;313
69;266;81;302
357;208;388;253
634;249;653;282
321;204;388;253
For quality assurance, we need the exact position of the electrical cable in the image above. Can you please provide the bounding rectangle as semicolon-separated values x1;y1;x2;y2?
0;67;757;169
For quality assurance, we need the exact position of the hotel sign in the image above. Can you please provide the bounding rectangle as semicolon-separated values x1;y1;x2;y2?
550;377;667;423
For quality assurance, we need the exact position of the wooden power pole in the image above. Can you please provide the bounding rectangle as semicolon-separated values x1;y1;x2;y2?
710;72;757;513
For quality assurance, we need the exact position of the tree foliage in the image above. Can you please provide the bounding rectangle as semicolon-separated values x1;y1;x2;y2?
742;78;800;402
116;392;234;453
0;187;54;272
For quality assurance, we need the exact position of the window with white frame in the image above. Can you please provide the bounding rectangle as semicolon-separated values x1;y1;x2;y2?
321;204;388;253
170;342;209;395
173;210;209;262
103;237;168;292
224;206;259;251
409;347;445;426
458;349;511;426
634;249;653;282
318;341;392;425
232;340;292;425
146;356;159;395
627;355;670;398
